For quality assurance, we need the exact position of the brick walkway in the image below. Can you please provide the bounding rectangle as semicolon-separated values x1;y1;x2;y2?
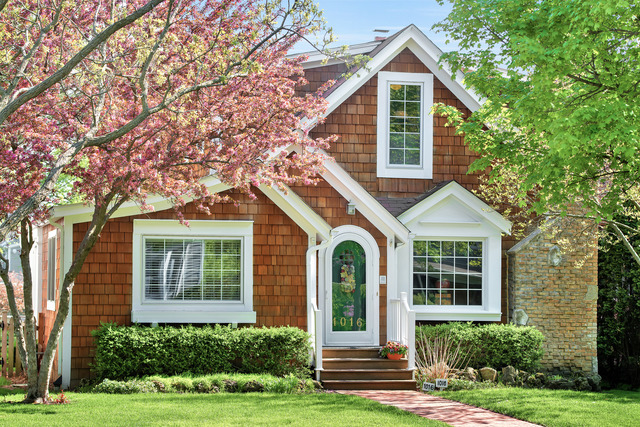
338;390;540;427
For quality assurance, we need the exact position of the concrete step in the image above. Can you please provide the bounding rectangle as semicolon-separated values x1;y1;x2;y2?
322;369;414;381
322;379;417;390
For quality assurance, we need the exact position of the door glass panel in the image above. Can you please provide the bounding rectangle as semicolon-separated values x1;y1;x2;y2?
331;241;366;332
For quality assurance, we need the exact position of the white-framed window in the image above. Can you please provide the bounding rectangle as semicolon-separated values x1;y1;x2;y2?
377;71;433;179
132;220;256;324
412;240;483;306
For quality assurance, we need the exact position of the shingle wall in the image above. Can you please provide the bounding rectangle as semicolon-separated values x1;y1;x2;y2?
307;48;482;199
69;190;309;383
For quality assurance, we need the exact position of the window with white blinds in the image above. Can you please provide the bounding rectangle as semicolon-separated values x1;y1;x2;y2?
144;238;242;302
131;220;255;324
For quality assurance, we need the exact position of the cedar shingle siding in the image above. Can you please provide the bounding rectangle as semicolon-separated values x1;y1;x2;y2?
309;49;481;198
70;190;309;382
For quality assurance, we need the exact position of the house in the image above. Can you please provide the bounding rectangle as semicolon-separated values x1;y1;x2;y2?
32;25;597;389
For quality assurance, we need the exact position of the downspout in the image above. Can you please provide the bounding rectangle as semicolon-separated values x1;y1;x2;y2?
48;219;65;381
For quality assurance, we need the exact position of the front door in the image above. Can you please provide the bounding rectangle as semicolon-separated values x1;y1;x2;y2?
323;226;379;346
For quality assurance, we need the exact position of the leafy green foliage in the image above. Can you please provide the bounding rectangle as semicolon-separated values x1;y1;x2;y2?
433;0;640;258
92;373;318;394
445;378;500;391
91;324;311;380
598;215;640;387
416;322;544;372
92;379;159;394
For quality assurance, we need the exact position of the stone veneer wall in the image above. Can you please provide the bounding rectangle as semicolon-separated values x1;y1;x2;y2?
508;229;598;373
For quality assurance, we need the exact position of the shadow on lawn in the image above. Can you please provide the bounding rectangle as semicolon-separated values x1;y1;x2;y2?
128;391;419;418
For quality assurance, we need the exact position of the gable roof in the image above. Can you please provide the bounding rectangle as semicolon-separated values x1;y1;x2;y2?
49;175;332;242
300;24;483;131
397;181;511;234
376;180;452;217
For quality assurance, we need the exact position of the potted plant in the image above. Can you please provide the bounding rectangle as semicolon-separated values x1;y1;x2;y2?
379;340;408;360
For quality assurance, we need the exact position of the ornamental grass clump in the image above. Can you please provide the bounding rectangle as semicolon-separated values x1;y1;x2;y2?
416;329;471;384
379;340;409;358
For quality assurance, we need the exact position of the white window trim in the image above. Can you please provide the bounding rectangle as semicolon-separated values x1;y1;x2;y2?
132;219;256;324
377;71;434;179
46;230;57;311
409;235;502;321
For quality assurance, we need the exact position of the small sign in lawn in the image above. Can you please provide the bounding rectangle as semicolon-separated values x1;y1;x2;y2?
422;382;436;392
436;379;448;389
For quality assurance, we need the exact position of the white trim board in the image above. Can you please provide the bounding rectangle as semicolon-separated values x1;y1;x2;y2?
321;155;410;244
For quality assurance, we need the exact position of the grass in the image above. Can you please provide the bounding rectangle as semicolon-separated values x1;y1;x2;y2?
438;387;640;427
0;389;445;426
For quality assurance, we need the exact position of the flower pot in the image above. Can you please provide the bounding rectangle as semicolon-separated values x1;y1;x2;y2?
387;353;402;360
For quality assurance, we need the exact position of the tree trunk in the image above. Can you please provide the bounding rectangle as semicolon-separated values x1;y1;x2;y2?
6;194;126;403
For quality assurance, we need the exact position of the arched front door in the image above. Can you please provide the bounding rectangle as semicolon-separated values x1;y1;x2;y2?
323;226;379;346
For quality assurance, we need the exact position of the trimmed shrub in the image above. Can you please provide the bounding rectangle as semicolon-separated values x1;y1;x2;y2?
92;324;311;380
92;379;158;394
416;322;544;372
94;374;317;394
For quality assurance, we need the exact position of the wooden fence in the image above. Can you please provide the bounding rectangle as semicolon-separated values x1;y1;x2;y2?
1;311;25;378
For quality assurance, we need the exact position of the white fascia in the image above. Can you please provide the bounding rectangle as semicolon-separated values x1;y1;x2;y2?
321;156;409;244
258;184;331;242
50;176;230;223
398;181;511;235
301;24;483;131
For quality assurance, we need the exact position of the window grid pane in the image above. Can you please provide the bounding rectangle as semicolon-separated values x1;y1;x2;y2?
388;83;421;166
412;240;483;306
144;238;242;303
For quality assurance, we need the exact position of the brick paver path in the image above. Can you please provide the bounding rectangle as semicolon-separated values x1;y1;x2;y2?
339;390;540;427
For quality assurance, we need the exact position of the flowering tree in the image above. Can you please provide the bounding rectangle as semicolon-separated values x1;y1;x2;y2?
0;0;336;402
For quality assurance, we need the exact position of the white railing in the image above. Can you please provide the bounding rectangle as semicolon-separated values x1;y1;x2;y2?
310;298;323;381
389;292;416;369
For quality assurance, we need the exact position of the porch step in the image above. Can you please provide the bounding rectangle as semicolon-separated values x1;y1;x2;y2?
322;379;417;390
320;347;416;390
322;369;414;380
323;358;408;370
322;347;381;359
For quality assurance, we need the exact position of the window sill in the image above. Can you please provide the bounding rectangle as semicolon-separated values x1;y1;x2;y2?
131;310;257;324
414;310;501;322
377;166;432;180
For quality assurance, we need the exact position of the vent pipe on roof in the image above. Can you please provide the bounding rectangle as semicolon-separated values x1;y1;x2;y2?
374;28;389;41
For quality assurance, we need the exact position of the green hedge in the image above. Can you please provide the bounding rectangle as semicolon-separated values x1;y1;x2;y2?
92;324;311;380
416;322;544;372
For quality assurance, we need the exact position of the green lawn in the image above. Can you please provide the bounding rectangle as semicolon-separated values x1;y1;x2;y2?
0;389;444;426
439;387;640;427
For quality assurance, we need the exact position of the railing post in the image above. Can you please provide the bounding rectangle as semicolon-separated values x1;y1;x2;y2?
315;307;322;380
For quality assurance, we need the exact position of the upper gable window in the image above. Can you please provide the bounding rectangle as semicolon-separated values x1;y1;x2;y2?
377;71;433;179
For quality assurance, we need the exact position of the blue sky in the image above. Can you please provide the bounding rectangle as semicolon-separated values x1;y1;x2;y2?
300;0;454;51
